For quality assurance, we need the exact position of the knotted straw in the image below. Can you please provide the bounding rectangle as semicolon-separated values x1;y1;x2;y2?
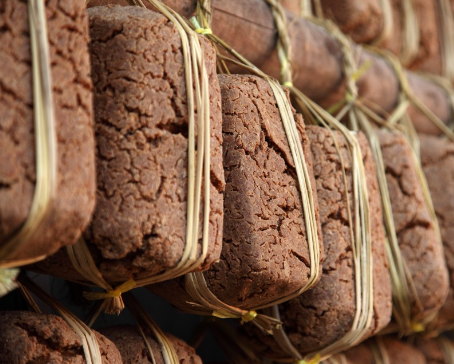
262;2;373;362
17;275;103;364
128;0;321;334
0;0;58;287
70;0;212;315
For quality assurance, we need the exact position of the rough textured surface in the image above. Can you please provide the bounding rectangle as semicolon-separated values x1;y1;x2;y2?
100;325;201;364
319;0;385;44
381;0;440;72
417;338;450;364
378;130;449;321
243;127;391;357
32;5;224;283
150;74;323;310
345;337;426;364
0;0;95;261
0;311;121;364
420;135;454;330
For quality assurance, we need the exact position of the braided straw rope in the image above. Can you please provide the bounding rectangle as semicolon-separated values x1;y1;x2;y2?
72;0;212;315
17;275;103;364
262;2;374;362
0;0;58;292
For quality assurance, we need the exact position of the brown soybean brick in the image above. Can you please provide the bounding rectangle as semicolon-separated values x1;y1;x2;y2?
344;337;426;364
0;0;95;262
243;127;391;357
0;311;122;364
420;135;454;329
150;74;323;310
381;0;439;72
31;5;224;283
100;325;202;364
377;130;449;321
318;0;386;44
417;338;453;364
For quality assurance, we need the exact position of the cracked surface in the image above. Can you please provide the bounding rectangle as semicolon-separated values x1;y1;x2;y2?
420;135;454;329
243;127;391;357
150;74;323;310
378;131;449;320
0;0;95;261
0;311;121;364
417;338;447;364
345;337;426;364
32;5;224;283
100;325;201;364
319;0;385;43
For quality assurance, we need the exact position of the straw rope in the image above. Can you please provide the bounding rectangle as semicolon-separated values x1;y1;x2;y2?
399;0;420;67
369;337;391;364
261;2;374;362
127;0;322;334
0;0;57;272
435;0;454;81
315;17;445;335
124;293;181;364
372;0;394;46
17;275;103;364
0;268;19;298
70;0;212;315
438;336;454;364
314;21;420;336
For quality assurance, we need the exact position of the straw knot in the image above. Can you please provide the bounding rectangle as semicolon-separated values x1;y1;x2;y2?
195;27;212;35
240;310;257;324
283;81;294;87
412;322;425;333
83;279;136;300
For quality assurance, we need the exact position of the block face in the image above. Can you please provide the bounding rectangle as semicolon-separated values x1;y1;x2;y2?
100;325;202;364
0;0;96;261
32;5;224;283
378;130;449;320
276;127;390;354
420;134;454;328
0;311;122;364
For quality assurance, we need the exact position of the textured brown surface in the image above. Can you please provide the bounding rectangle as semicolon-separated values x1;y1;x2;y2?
243;127;391;357
381;0;440;72
100;325;201;364
86;0;453;136
32;5;224;283
0;311;121;364
378;130;449;321
420;135;454;329
345;337;426;364
319;0;385;43
0;0;95;261
275;128;390;354
150;74;323;310
417;338;446;364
